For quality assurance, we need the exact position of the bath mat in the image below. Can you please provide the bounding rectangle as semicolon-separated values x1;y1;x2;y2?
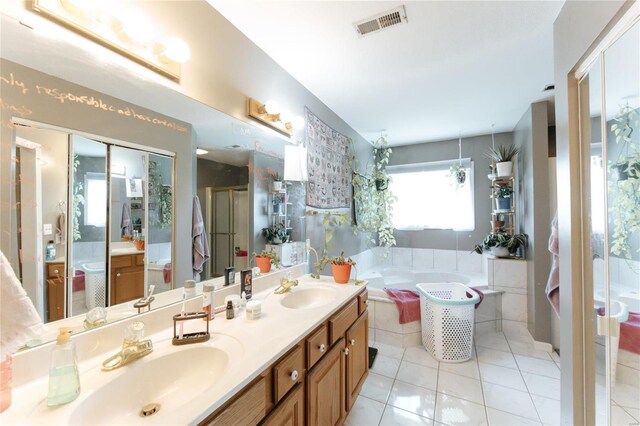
368;347;378;369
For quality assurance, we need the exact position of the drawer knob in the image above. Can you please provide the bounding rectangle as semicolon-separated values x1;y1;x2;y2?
117;273;121;277
364;300;369;306
53;269;59;274
290;370;299;381
344;348;350;356
351;339;356;346
318;344;326;353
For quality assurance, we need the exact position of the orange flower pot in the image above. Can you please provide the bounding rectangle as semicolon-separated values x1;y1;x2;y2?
331;264;352;284
135;240;145;251
255;256;272;273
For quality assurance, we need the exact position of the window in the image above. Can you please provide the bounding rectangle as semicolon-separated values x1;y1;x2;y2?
84;173;106;227
388;159;474;231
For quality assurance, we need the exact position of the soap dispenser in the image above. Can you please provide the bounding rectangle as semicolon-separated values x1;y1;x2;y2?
47;327;80;406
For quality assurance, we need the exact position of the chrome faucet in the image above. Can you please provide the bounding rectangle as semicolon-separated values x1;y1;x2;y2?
102;322;153;371
274;276;299;294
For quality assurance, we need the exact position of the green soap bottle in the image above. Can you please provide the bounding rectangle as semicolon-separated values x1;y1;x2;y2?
47;328;80;406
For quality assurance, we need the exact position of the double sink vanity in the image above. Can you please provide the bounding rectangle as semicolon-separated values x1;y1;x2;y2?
2;268;369;425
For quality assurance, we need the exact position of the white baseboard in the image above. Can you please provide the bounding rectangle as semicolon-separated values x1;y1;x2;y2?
534;340;554;353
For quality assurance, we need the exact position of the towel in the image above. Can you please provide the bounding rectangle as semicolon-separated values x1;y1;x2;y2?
597;308;640;355
163;263;172;284
466;288;484;310
0;251;45;359
192;196;210;275
545;212;560;315
384;289;421;324
55;212;65;244
121;203;132;237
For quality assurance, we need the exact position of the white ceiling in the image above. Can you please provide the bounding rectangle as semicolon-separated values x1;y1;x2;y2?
208;1;565;146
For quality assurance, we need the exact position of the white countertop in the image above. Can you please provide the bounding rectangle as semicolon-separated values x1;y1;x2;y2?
2;275;367;425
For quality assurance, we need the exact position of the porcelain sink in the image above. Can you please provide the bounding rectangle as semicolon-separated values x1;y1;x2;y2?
64;338;241;425
280;286;339;310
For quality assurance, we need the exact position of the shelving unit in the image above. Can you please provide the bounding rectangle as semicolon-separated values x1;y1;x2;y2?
489;175;516;234
269;186;293;232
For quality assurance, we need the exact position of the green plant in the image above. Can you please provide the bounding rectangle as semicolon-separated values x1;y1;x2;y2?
253;249;280;268
314;250;356;272
495;186;513;198
270;172;282;182
473;233;527;255
484;144;520;163
261;223;289;244
309;212;351;279
71;155;84;241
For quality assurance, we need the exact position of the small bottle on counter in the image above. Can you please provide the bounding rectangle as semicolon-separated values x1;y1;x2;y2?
226;301;235;320
240;291;247;310
46;240;56;261
203;283;214;320
184;280;196;299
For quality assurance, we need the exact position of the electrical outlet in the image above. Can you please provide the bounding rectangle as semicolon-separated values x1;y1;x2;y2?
43;224;53;235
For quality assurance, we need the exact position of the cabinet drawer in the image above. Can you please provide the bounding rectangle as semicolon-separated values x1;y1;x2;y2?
329;299;358;346
207;376;267;426
358;290;368;315
47;263;64;278
111;255;132;269
135;254;145;266
306;324;329;369
273;345;304;403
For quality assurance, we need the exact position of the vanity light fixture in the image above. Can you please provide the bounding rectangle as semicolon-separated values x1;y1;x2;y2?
196;148;209;155
247;98;305;137
32;0;191;81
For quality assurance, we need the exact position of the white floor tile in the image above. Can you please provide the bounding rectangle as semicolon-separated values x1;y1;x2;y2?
508;340;553;361
611;382;640;409
404;346;440;369
345;395;386;426
476;346;519;370
437;371;484;405
371;354;402;379
373;341;406;360
396;360;439;391
483;382;540;421
479;362;527;391
387;380;437;419
475;332;511;352
380;405;434;426
531;395;560;425
360;372;394;404
622;406;640;422
439;359;480;380
435;393;488;426
610;405;639;426
514;355;560;379
486;408;542;426
521;372;561;400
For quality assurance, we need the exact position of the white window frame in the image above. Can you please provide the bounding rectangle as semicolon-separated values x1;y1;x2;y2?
387;159;475;231
84;172;107;227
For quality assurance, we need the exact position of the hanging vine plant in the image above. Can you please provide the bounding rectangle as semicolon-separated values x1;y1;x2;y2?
71;155;84;241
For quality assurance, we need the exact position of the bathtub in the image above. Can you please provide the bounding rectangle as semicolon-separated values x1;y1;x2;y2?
360;267;500;348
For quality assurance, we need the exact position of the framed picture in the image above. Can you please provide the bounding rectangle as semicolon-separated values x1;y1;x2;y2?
126;178;143;197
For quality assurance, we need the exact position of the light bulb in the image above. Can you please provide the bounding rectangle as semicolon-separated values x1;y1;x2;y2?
279;110;292;124
120;13;154;44
292;115;305;130
164;37;191;63
196;148;209;155
264;100;279;115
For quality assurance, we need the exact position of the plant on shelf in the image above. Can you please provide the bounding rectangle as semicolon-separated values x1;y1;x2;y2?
253;249;280;273
494;186;513;211
608;103;640;262
271;172;283;191
473;233;527;258
485;143;520;177
261;223;289;244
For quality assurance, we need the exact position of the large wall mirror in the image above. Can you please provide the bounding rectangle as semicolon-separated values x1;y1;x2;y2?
1;11;305;349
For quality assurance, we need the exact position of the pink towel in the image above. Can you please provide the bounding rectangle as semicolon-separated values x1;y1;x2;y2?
597;308;640;355
466;288;484;310
163;263;172;284
546;213;560;315
384;289;421;324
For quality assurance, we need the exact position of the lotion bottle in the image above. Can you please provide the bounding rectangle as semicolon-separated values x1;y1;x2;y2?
47;328;80;406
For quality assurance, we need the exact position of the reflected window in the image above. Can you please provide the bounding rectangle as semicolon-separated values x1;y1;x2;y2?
84;173;106;226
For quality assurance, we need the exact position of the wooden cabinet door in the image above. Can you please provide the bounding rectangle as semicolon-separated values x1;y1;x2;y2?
262;383;304;426
307;338;346;426
47;278;65;321
345;312;368;411
112;267;144;305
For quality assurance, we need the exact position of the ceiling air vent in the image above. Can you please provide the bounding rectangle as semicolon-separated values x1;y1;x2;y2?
354;6;407;38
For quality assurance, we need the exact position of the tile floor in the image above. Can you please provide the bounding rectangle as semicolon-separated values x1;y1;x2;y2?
345;329;640;426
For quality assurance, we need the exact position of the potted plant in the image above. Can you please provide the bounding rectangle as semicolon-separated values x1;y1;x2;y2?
313;251;355;284
473;233;527;258
261;223;289;244
450;163;466;185
485;144;520;177
494;186;513;211
134;234;145;251
272;193;285;215
271;172;283;191
611;104;639;181
253;249;280;273
490;215;505;233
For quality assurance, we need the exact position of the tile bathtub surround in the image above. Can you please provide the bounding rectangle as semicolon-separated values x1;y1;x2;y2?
345;330;607;426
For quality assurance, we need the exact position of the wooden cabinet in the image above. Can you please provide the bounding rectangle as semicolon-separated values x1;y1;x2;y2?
262;383;304;426
207;376;268;426
345;312;368;410
273;345;304;403
306;339;346;426
46;262;65;321
110;254;144;305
